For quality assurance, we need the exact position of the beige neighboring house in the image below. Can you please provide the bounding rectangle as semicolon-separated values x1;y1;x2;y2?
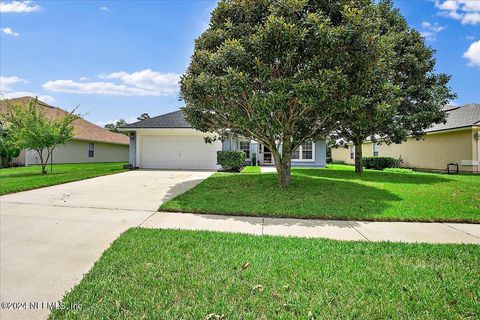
331;104;480;173
0;97;129;166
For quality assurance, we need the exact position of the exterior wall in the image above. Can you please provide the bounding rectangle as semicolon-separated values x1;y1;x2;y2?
16;139;128;165
224;138;326;167
291;140;326;167
331;128;479;173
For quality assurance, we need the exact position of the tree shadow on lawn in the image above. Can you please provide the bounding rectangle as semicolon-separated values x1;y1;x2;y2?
0;171;66;178
162;172;406;221
295;167;452;185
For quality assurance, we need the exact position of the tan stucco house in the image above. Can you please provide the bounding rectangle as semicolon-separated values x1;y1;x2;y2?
0;97;129;166
331;104;480;173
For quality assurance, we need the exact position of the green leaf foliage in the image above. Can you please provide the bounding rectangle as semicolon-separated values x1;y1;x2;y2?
363;156;401;170
181;0;357;186
2;98;77;174
181;0;455;181
331;0;455;172
0;123;20;168
217;150;245;172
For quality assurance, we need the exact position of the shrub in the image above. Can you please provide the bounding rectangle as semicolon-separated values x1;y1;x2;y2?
217;150;245;172
363;157;400;170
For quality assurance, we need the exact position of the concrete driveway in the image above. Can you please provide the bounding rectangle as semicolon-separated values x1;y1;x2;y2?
0;170;213;320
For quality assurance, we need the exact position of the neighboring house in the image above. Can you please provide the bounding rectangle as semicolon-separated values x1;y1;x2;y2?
331;104;480;173
0;97;129;166
120;110;326;170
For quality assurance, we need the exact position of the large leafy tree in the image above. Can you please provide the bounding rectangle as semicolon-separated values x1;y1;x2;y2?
181;0;357;187
3;98;77;174
331;0;455;173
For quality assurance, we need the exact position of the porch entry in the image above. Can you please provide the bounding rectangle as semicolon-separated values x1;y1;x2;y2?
260;144;274;165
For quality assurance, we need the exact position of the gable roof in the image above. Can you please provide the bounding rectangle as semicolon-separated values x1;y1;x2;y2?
426;103;480;133
123;110;191;129
0;97;129;145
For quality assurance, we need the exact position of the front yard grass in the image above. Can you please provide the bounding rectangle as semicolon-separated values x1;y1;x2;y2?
0;162;128;195
161;164;480;223
49;228;480;319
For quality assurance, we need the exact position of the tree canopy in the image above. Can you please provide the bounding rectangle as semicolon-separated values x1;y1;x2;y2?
181;0;454;185
331;0;454;172
181;0;353;187
3;98;77;174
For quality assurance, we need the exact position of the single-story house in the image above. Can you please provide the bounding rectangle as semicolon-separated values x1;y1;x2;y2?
120;110;326;170
331;104;480;173
0;97;129;166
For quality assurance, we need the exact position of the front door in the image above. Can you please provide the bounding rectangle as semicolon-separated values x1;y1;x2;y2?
263;145;273;165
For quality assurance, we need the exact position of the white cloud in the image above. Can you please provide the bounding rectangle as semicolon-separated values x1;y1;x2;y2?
420;21;445;41
1;91;55;103
1;27;19;36
434;0;480;25
463;40;480;66
99;6;109;12
0;75;27;90
99;69;180;92
0;75;54;103
44;69;181;96
0;1;41;13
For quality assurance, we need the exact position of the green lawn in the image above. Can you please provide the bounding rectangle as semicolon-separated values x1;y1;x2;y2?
161;164;480;223
49;229;480;319
0;162;128;195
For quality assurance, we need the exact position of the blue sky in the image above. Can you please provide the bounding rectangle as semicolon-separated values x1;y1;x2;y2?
1;0;479;126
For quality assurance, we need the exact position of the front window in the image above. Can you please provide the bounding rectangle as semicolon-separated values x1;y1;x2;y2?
302;143;313;160
373;143;380;157
88;143;95;158
349;146;355;160
239;141;250;159
292;142;314;161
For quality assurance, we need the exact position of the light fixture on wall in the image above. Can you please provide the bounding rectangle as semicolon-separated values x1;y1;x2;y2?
474;132;479;140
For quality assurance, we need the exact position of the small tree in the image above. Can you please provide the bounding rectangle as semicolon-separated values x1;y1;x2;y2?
0;123;20;167
4;98;77;174
331;0;455;173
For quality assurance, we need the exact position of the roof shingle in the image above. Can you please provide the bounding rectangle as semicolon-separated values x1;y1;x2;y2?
427;103;479;132
123;110;191;128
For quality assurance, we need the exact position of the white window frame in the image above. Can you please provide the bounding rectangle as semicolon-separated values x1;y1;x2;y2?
239;140;250;160
349;145;355;160
291;142;315;162
88;143;95;158
373;143;380;157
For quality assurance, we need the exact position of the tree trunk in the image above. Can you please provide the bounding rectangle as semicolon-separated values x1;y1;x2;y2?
354;142;363;174
36;149;47;175
272;142;292;188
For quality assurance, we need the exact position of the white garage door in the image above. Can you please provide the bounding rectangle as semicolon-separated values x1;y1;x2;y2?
139;135;221;169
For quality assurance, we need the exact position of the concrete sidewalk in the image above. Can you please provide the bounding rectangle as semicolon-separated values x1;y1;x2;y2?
143;212;480;244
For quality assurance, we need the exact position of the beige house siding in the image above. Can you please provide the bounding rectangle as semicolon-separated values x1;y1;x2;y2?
14;139;128;165
331;128;479;173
